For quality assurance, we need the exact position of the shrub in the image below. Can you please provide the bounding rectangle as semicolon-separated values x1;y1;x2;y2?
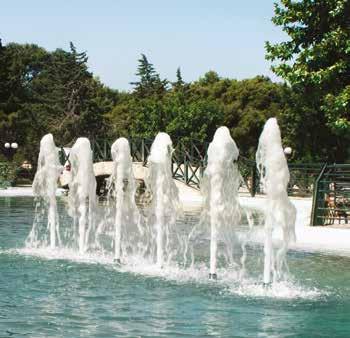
0;162;17;188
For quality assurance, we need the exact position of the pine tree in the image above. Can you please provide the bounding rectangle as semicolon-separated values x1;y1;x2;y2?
130;54;168;97
172;67;185;91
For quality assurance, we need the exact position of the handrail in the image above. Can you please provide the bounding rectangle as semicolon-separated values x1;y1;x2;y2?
310;163;350;226
310;163;328;226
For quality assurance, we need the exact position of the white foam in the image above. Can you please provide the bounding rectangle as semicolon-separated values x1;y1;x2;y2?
229;280;325;300
8;247;325;300
13;247;114;265
0;187;64;197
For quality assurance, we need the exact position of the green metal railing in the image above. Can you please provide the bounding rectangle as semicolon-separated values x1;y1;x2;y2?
92;139;113;162
311;164;350;226
58;137;350;225
59;138;325;197
237;158;322;197
58;147;70;166
171;139;207;189
131;138;207;189
58;138;208;190
287;163;324;196
59;138;350;225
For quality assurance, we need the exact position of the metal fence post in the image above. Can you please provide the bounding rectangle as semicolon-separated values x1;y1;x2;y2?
251;165;257;197
141;139;145;163
310;163;328;226
184;147;188;184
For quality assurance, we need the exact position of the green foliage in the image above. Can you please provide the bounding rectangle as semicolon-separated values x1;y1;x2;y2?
266;0;350;161
0;162;17;188
172;67;186;93
0;42;49;159
105;92;134;137
0;40;118;164
323;85;350;135
186;74;291;156
130;54;168;98
165;95;224;142
106;63;297;158
2;34;347;165
108;64;290;154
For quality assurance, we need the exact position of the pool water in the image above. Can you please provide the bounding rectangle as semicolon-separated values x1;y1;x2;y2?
1;197;350;337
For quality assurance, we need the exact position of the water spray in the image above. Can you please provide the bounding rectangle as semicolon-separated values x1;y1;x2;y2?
201;127;241;279
146;132;180;268
256;118;296;285
68;138;97;254
27;134;61;249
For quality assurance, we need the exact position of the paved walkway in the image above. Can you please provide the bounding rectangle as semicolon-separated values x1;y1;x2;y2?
240;195;350;256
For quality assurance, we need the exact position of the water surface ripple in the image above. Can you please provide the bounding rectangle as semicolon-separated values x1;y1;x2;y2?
1;197;350;337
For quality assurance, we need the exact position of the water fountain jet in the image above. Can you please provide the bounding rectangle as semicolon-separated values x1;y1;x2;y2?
201;127;241;279
256;118;296;285
68;138;97;254
108;137;139;264
146;132;180;268
27;133;61;249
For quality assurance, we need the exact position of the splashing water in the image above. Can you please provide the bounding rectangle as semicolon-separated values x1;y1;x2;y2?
104;138;140;263
67;138;97;253
201;127;241;279
27;134;62;249
256;118;296;284
145;132;181;267
21;124;309;299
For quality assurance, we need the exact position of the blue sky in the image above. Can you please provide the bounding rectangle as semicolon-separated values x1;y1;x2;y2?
1;0;286;90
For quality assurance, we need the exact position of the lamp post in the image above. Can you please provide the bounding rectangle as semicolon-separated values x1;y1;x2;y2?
4;142;18;161
284;146;292;159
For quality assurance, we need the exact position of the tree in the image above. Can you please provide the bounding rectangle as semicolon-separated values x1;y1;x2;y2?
172;67;185;91
0;40;117;164
130;54;168;97
222;76;291;156
4;38;333;164
165;96;224;142
39;42;93;142
0;42;49;162
105;92;134;137
199;71;221;86
266;0;350;161
23;42;117;145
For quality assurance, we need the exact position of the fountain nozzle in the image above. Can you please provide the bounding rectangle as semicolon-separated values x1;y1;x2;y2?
209;273;217;280
114;258;122;265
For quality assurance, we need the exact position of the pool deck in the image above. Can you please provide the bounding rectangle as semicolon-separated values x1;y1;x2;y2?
240;195;350;256
1;186;350;256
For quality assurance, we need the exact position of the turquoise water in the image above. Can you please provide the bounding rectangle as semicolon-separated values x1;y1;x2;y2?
1;196;350;337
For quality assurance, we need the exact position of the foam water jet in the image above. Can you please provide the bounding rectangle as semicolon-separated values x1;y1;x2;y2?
27;133;61;248
146;132;180;267
108;137;139;263
68;138;97;253
201;127;241;279
256;117;296;285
